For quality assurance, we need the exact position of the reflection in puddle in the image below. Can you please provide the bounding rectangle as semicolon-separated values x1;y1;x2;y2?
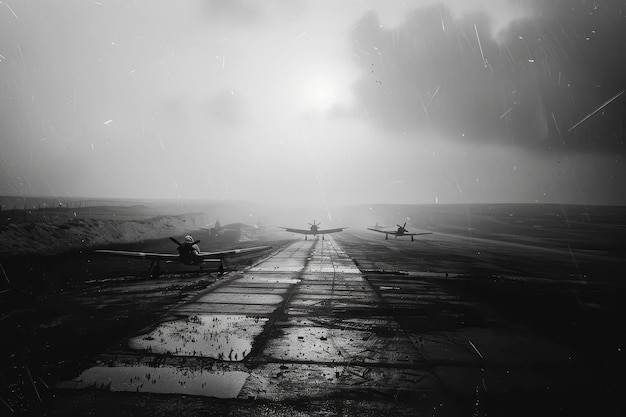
60;365;248;398
128;315;268;361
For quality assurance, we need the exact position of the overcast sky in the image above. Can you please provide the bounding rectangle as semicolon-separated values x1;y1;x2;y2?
1;0;625;207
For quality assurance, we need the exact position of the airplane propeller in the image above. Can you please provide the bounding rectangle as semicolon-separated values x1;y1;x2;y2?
170;237;201;250
397;223;408;232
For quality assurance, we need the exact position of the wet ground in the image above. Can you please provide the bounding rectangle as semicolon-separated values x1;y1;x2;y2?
1;227;625;416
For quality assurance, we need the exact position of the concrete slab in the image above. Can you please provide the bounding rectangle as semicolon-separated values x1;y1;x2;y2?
212;285;291;294
261;320;423;365
235;275;301;284
175;303;279;315
195;293;284;305
239;363;442;401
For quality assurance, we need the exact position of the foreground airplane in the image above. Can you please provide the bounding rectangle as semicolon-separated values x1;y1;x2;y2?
279;220;347;240
367;222;433;241
95;235;271;277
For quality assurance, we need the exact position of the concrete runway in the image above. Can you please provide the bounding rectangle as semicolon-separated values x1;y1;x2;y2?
46;231;624;416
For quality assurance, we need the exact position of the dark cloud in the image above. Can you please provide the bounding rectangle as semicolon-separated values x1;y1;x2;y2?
350;1;626;153
519;0;626;151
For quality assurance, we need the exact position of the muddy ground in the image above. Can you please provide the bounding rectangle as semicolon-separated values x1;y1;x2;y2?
1;204;625;416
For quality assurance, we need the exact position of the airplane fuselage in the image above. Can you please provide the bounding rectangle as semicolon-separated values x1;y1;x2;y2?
369;222;430;242
281;220;346;240
308;220;321;234
176;253;204;265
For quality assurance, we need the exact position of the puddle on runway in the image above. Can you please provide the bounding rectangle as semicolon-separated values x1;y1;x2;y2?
128;314;267;361
59;365;248;398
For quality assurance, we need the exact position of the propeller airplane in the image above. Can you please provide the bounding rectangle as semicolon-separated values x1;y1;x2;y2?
95;235;271;277
367;222;433;241
279;220;347;240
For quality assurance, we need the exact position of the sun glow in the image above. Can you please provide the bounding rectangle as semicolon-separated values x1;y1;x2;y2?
298;71;354;114
305;77;338;112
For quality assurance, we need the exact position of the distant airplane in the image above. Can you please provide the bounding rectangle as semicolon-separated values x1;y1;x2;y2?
202;219;221;229
367;222;433;241
279;220;347;240
368;222;387;231
201;220;264;240
95;235;271;277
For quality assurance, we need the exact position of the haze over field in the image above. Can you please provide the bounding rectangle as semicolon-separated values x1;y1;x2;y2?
2;0;625;208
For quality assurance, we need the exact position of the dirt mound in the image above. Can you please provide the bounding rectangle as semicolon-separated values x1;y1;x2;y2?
0;212;207;256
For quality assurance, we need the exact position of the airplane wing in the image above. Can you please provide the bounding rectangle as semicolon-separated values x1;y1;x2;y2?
280;227;347;235
317;228;347;234
95;250;178;260
95;245;271;260
407;232;434;236
279;228;315;235
367;228;396;235
199;245;272;258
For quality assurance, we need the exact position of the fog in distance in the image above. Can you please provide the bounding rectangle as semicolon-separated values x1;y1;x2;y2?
2;0;625;209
